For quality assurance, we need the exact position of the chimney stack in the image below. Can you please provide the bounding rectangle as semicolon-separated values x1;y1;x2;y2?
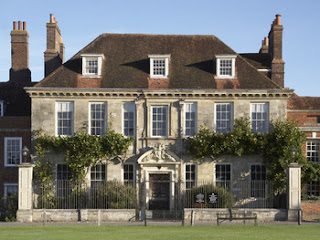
259;37;269;54
268;14;285;88
10;20;31;82
44;14;64;77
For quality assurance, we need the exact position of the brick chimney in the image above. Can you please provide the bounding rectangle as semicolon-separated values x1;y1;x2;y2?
259;37;268;54
44;14;64;77
268;14;285;87
10;21;31;82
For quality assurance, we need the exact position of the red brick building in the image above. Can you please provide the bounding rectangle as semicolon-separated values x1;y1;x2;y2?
0;21;36;198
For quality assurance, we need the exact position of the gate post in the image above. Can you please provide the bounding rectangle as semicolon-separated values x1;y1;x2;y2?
16;162;35;222
286;163;302;222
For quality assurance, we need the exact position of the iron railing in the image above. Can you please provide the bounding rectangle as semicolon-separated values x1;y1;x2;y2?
33;179;274;209
184;180;274;209
33;180;138;209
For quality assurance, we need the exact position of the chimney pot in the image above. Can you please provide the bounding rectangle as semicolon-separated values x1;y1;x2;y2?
18;21;21;30
23;22;26;31
264;37;268;46
50;14;54;23
276;14;281;25
13;21;17;30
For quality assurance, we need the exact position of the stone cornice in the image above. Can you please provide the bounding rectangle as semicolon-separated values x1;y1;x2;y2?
25;87;293;99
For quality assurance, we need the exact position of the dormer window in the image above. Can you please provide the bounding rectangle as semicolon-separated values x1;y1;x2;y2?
215;55;236;78
0;100;4;117
148;54;170;78
81;53;105;77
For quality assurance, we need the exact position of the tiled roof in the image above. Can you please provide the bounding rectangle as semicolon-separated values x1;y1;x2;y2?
36;34;281;90
0;81;36;116
240;53;271;69
288;94;320;110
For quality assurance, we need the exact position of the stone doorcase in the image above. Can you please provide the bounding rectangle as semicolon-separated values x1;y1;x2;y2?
137;144;181;210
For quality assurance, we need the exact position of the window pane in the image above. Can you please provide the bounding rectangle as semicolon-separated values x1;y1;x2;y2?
57;102;73;136
123;102;135;136
151;106;167;137
185;103;196;136
251;103;268;133
215;103;233;133
307;140;320;163
90;103;107;136
215;164;231;190
185;164;196;190
124;164;134;186
5;138;21;165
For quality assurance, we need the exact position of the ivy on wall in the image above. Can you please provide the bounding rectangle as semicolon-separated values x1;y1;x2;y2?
185;118;308;193
34;129;134;182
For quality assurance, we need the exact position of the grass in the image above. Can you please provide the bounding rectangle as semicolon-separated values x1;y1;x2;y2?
0;225;319;240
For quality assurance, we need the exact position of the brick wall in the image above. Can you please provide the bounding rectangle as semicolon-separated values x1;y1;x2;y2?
77;77;102;88
301;201;320;221
287;112;320;127
148;78;170;89
0;117;31;197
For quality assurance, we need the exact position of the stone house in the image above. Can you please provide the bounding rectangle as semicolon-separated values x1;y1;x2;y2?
25;14;299;211
0;21;36;198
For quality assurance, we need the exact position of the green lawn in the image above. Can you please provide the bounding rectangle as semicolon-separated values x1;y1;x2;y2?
0;225;319;240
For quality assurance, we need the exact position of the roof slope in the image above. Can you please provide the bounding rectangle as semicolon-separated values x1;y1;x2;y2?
288;94;320;110
36;34;281;90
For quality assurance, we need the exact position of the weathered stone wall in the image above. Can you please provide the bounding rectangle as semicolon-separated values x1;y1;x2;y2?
32;209;136;222
184;208;287;222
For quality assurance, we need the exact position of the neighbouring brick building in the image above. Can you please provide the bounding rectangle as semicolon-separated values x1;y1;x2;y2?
0;21;36;198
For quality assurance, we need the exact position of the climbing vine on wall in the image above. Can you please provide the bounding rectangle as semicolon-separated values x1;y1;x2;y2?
34;129;134;182
185;118;307;193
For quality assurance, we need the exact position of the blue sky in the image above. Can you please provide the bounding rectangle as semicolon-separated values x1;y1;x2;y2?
0;0;319;96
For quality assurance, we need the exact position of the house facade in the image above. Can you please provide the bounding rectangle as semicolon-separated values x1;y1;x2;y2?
25;14;296;210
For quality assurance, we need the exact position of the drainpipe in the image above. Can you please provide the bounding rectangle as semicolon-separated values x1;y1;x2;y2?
179;99;185;222
135;98;141;155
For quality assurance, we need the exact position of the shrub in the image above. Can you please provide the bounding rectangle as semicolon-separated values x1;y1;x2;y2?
186;184;235;209
96;180;137;209
0;194;18;221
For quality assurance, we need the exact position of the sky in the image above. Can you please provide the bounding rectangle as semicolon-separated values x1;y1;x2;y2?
0;0;319;96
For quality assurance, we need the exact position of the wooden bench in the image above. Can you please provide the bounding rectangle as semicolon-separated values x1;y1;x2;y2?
217;211;258;226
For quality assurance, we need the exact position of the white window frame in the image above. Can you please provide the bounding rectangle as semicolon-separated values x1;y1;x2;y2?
214;163;232;190
81;53;105;76
185;163;197;190
56;164;71;180
148;54;170;78
4;183;18;196
90;163;107;189
306;139;320;163
123;163;135;186
215;103;233;133
123;102;135;137
250;164;267;198
0;100;4;117
251;103;269;133
150;105;168;137
184;103;197;137
4;137;22;167
215;55;236;78
89;102;107;136
56;102;74;136
250;164;267;181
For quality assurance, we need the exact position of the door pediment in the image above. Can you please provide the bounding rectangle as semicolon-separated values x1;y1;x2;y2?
137;143;180;164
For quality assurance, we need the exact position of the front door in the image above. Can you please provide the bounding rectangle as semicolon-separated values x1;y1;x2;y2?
149;174;170;210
